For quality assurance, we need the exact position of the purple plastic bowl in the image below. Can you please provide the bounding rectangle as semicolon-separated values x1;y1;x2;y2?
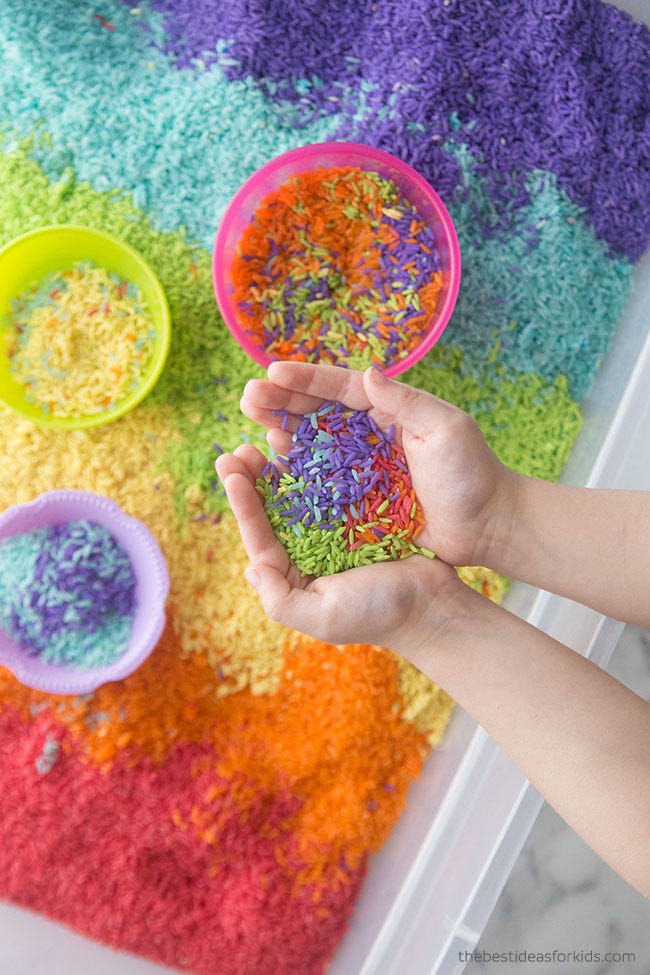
212;141;461;378
0;490;170;694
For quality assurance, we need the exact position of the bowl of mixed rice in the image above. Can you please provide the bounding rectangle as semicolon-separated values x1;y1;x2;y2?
0;225;171;428
0;489;169;694
213;141;461;376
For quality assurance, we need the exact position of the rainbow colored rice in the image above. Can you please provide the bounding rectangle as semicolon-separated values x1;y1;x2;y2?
257;400;434;576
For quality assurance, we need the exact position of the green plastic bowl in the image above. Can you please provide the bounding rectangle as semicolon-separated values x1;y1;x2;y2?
0;225;171;428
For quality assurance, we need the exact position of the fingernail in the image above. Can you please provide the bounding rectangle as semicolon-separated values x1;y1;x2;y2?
366;365;388;384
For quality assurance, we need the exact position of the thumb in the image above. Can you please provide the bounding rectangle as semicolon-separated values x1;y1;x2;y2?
363;367;452;437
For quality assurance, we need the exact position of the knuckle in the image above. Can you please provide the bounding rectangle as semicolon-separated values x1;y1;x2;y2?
447;405;474;433
440;402;475;437
398;382;422;408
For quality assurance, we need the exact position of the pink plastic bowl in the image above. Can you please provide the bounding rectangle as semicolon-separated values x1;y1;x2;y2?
0;490;169;694
212;141;461;378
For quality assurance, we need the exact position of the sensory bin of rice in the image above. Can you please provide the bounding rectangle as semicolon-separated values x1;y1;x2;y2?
0;1;647;974
230;165;444;369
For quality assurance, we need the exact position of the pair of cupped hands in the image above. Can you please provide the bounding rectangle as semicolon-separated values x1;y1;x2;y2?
215;361;518;654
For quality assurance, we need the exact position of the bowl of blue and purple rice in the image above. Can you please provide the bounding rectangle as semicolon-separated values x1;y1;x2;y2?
0;490;169;694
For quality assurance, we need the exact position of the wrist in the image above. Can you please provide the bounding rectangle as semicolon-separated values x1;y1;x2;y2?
486;472;561;583
396;574;516;691
389;565;485;663
474;466;527;573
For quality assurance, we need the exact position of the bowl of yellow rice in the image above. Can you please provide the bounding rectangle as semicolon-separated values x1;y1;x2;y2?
0;225;171;428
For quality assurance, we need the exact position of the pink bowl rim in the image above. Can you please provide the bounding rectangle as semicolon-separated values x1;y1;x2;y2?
212;140;461;378
0;490;170;694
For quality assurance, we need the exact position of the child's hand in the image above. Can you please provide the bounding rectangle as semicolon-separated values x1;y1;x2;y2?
240;361;519;569
218;364;650;901
215;445;462;653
